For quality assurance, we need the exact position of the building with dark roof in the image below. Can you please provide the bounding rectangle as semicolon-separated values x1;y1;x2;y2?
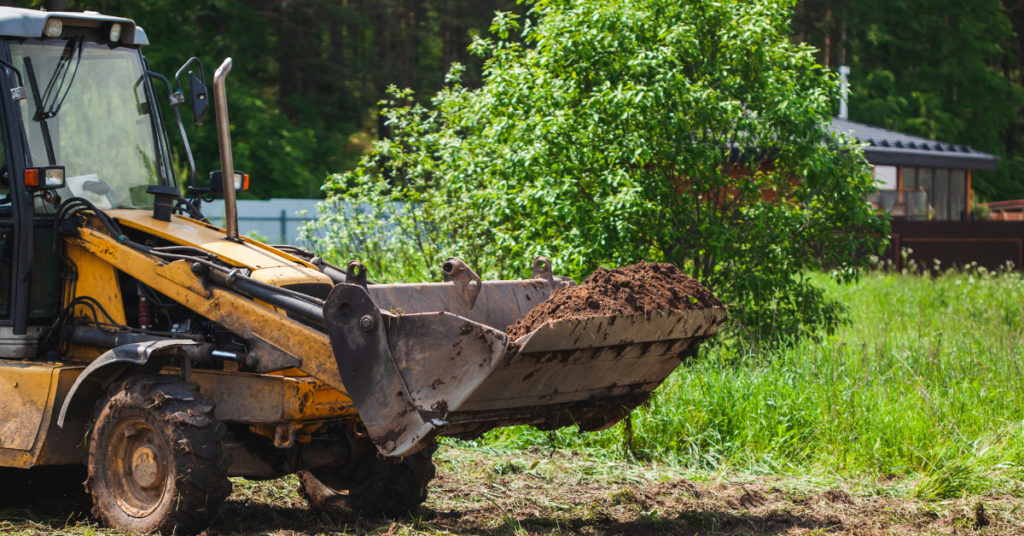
826;68;1019;271
830;117;1000;221
829;116;1022;271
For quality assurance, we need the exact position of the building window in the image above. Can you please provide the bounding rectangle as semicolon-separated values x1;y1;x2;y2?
874;166;897;190
950;170;966;220
934;168;949;220
899;167;968;221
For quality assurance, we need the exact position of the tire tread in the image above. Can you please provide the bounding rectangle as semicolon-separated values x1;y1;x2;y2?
87;374;232;535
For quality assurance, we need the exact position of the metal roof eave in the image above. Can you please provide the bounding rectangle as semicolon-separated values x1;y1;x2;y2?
862;148;1000;171
831;117;1000;172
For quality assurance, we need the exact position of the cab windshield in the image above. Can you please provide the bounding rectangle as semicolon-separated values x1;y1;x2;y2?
8;38;172;210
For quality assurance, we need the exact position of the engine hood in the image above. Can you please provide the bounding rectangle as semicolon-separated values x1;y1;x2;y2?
108;209;331;287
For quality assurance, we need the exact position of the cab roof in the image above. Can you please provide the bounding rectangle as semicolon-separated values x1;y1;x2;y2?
0;7;147;45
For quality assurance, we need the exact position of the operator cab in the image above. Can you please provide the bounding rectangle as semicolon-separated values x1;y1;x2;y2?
0;8;171;355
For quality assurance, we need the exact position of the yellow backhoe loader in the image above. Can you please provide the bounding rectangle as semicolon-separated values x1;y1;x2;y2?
0;7;726;534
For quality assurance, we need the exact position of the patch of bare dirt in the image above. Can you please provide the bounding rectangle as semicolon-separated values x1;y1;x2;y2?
409;449;1024;536
4;448;1024;536
821;488;854;504
506;261;722;339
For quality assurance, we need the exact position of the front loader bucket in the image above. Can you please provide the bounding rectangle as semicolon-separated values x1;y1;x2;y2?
324;261;726;457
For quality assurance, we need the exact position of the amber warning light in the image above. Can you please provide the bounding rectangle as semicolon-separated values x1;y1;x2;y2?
24;166;66;190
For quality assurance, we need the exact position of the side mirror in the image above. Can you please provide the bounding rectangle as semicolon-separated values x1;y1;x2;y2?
174;58;208;126
209;170;249;192
24;166;65;190
188;72;208;125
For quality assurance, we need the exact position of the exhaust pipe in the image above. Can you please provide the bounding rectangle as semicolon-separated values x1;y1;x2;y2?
213;58;239;241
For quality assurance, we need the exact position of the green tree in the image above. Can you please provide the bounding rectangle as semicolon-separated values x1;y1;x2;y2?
309;0;889;344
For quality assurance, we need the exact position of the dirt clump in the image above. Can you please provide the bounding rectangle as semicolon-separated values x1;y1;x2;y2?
821;489;853;504
506;261;722;340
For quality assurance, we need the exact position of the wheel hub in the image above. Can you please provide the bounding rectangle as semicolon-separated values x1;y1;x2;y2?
105;417;170;516
131;445;164;489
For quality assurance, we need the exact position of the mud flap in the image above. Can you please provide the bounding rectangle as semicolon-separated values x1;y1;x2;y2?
57;340;200;428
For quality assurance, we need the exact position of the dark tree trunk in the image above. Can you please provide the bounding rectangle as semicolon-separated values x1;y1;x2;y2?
823;6;831;68
376;3;392;140
277;2;300;121
443;0;451;76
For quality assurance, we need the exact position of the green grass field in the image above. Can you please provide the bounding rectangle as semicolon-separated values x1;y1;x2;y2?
478;267;1024;499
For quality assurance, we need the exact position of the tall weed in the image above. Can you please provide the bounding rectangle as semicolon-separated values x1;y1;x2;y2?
472;268;1024;496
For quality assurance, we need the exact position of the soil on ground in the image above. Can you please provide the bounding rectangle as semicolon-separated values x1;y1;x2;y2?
5;447;1021;536
506;261;722;339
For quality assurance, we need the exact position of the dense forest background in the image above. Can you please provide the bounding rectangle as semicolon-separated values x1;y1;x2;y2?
1;0;1022;202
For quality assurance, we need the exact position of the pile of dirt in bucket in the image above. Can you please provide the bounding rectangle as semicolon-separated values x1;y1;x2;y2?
505;261;722;339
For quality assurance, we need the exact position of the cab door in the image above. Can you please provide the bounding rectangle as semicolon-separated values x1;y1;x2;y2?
0;56;35;347
0;55;58;455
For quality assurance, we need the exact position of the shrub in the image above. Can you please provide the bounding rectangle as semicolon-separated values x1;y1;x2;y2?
305;0;889;345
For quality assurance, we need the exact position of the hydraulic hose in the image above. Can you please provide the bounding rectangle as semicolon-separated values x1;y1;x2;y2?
57;196;327;329
270;245;353;285
207;269;326;328
59;325;202;348
317;263;347;285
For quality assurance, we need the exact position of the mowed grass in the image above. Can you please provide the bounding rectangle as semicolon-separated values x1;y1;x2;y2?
477;268;1024;498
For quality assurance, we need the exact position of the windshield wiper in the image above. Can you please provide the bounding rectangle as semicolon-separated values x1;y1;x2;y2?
23;36;84;165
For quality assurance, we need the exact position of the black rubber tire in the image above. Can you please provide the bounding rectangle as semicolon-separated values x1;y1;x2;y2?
298;440;436;519
86;375;232;535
